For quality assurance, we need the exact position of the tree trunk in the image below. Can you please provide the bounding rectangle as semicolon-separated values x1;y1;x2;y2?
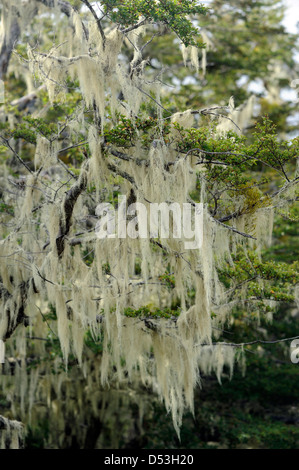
0;18;20;80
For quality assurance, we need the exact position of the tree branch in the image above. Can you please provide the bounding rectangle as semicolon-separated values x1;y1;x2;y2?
56;168;88;257
36;0;72;17
80;0;106;45
0;281;32;340
198;335;299;348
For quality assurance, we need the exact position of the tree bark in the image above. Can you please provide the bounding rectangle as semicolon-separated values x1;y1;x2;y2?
0;18;20;80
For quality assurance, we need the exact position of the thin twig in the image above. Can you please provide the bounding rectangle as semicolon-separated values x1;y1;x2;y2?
81;0;106;45
197;335;299;348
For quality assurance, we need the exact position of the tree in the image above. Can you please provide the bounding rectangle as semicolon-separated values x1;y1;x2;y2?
0;0;298;447
141;0;299;135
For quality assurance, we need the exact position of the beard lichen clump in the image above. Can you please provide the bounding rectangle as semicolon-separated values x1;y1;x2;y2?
0;416;24;449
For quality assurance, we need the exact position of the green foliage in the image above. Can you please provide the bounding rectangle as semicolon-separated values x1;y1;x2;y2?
102;0;207;46
84;330;104;354
124;305;180;319
104;115;171;148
